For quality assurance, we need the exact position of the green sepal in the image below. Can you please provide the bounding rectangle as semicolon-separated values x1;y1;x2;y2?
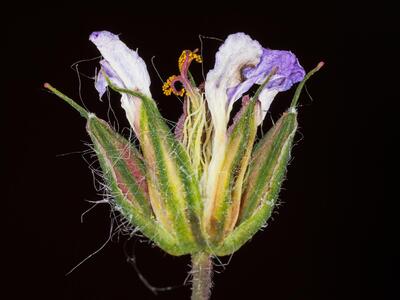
206;99;258;244
139;95;205;253
213;62;324;256
86;115;151;217
45;84;185;256
104;83;206;254
239;111;297;223
87;115;186;255
214;111;297;256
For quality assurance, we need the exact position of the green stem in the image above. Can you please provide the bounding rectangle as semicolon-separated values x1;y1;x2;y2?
191;253;213;300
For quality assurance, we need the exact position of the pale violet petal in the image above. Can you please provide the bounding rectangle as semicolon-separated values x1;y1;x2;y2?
90;31;151;97
94;60;124;98
226;76;258;104
95;70;107;98
205;32;263;132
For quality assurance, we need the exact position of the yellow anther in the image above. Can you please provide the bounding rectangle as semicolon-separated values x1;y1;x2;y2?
178;51;187;72
176;88;185;97
163;50;202;96
192;52;202;64
178;50;202;72
162;76;174;96
162;75;185;97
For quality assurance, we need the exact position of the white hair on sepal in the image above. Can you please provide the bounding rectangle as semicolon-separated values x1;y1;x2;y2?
80;136;147;242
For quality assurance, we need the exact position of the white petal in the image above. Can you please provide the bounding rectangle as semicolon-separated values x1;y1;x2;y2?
202;33;262;228
257;89;279;125
205;32;262;132
89;31;151;97
120;94;140;131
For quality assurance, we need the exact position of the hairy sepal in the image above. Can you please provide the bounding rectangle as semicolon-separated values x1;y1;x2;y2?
214;111;297;256
87;114;185;255
137;94;205;253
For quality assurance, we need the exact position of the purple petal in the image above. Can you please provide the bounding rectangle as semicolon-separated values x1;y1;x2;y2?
94;60;124;98
243;48;305;92
227;49;304;105
228;48;305;124
94;70;107;98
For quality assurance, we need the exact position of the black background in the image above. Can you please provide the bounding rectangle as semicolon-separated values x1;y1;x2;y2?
4;4;395;300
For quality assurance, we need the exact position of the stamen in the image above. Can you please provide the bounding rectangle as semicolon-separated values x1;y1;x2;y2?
178;50;202;72
163;50;202;97
178;51;188;72
162;75;185;96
